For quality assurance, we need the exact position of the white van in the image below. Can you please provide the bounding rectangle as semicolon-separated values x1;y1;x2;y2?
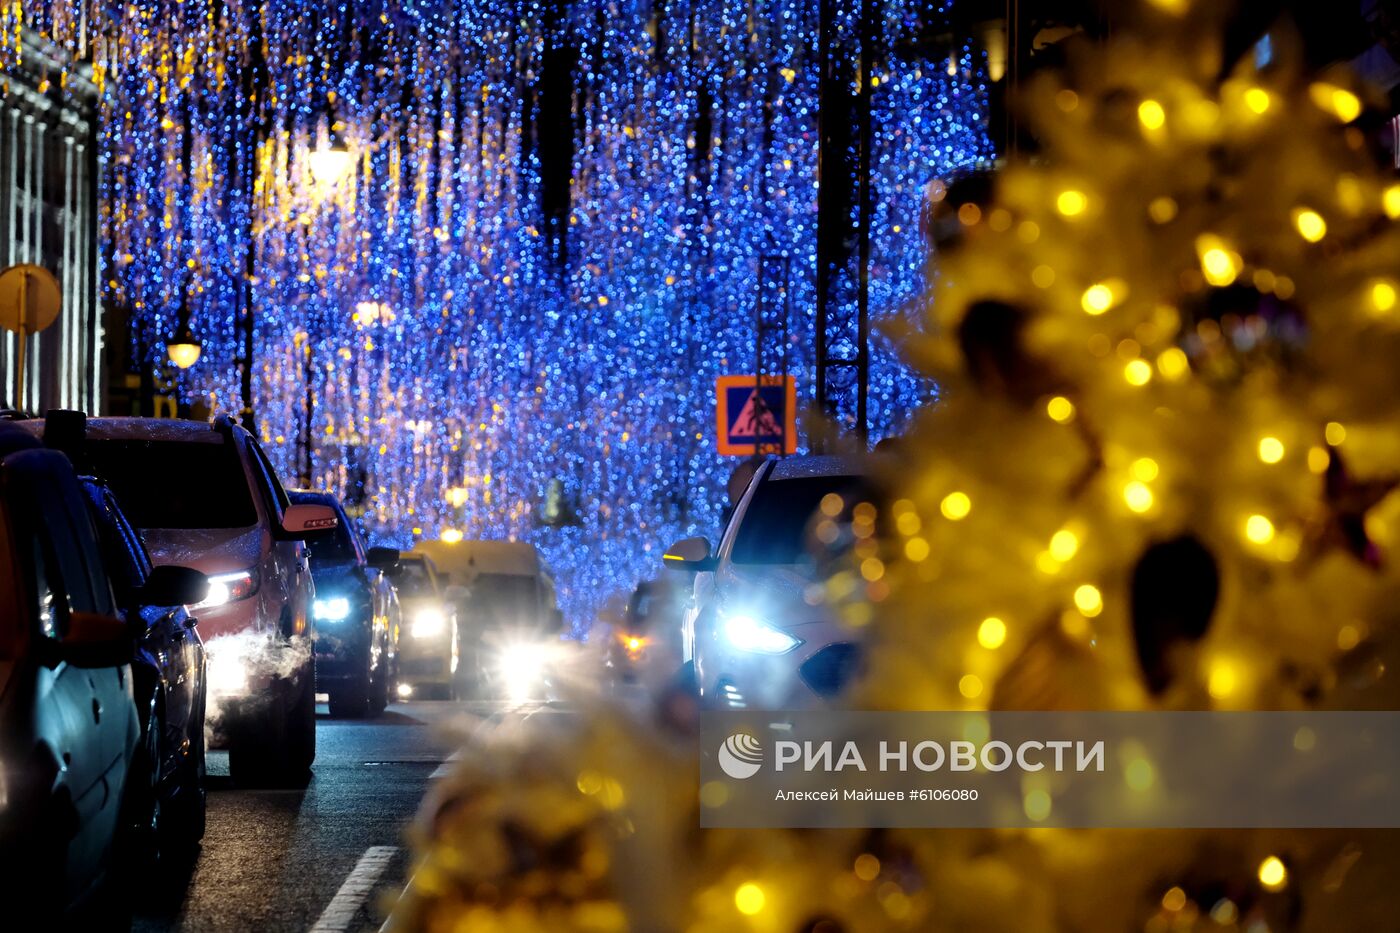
411;539;562;697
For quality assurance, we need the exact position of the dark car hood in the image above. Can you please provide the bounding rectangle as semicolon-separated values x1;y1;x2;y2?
141;525;264;575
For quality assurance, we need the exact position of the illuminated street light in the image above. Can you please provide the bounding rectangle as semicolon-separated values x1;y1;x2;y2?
166;322;202;369
307;132;353;190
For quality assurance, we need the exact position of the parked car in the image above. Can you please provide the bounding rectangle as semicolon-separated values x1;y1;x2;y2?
17;413;339;785
79;474;209;869
392;553;459;699
289;490;400;717
416;538;564;698
0;426;140;911
664;455;870;708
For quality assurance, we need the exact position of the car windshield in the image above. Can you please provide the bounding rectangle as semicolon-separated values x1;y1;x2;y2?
730;474;869;565
396;560;437;599
83;439;258;529
461;573;537;625
305;520;357;566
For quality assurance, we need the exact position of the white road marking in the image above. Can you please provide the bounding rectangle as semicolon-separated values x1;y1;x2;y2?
309;845;400;933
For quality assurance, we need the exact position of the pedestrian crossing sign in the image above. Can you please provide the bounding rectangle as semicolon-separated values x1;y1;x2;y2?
716;375;797;456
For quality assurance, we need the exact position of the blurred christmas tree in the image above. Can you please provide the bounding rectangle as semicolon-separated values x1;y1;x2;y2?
392;3;1400;931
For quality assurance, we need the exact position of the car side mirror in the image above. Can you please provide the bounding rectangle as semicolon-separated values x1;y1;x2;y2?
282;503;339;538
49;612;134;669
139;565;209;608
663;536;716;572
366;546;400;571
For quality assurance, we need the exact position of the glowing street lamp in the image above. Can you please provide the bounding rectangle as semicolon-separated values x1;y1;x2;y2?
166;323;203;369
307;135;353;190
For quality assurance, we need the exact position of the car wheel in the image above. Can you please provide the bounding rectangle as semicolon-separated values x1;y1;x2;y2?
229;665;315;787
284;661;317;776
122;701;199;874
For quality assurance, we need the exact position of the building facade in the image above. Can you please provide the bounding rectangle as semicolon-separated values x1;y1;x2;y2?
0;30;101;414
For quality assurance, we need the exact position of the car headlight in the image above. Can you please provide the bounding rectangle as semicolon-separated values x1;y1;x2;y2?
497;643;548;699
411;607;447;639
313;596;352;622
190;569;257;611
720;608;802;654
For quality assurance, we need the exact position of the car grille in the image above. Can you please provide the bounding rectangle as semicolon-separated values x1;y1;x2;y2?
798;643;862;698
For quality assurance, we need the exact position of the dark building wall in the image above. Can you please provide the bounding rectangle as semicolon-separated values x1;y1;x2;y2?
0;30;101;414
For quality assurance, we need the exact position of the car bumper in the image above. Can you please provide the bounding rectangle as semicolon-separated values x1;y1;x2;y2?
313;618;372;687
397;635;455;685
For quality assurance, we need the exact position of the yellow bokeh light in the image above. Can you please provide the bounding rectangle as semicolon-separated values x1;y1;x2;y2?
1131;458;1159;482
1258;856;1288;891
1310;82;1362;122
1258;437;1285;464
1124;481;1154;513
1024;789;1052;821
1292;208;1327;243
940;491;972;520
1031;264;1056;288
1372;280;1397;314
853;853;881;881
1244;87;1271;114
1197;235;1240;286
1138;99;1166;130
1148;196;1178;224
959;674;983;698
1162;887;1187;912
1046;396;1075;423
735;883;766;915
978;616;1007;649
1245;514;1275;544
1057;189;1088;217
440;528;464;544
1049;529;1079;561
1081;283;1117;315
895;510;921;535
1384;184;1400;220
1074;584;1103;617
1124;360;1153;386
904;537;930;562
1208;660;1237;698
1125;756;1156;791
1325;421;1346;446
1308;445;1331;474
1157;347;1189;380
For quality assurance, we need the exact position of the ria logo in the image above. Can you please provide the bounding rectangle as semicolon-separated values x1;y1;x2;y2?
718;732;764;779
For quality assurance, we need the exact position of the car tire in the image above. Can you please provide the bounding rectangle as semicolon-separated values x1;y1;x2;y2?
121;700;201;880
229;665;315;787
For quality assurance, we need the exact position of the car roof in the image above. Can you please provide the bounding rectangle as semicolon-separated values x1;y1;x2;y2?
415;539;541;577
12;415;231;444
766;454;865;481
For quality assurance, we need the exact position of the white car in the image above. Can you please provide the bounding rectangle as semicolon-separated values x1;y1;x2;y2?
665;455;869;708
20;414;339;785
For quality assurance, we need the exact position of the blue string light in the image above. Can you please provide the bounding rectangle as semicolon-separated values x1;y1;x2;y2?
5;0;993;627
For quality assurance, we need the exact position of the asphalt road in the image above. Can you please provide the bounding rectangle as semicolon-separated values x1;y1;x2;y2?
127;699;551;933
